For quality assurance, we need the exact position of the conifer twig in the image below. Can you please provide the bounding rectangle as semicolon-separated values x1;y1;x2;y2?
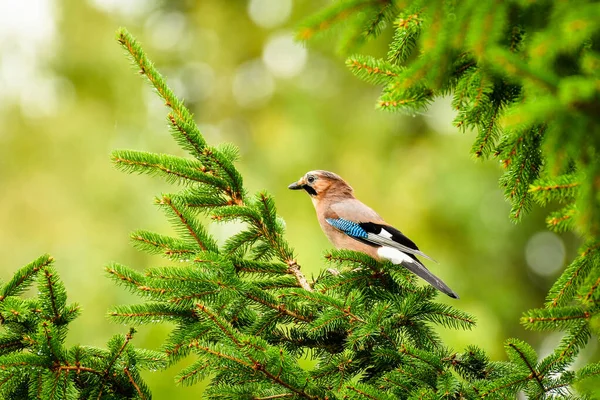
97;328;135;399
506;342;544;391
286;260;312;292
123;367;146;399
254;394;295;399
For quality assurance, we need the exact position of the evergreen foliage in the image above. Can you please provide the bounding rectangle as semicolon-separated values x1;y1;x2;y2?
3;2;599;396
300;0;600;397
102;25;600;398
0;254;165;399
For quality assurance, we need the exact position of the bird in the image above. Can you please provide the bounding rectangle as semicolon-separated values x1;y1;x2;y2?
288;170;459;299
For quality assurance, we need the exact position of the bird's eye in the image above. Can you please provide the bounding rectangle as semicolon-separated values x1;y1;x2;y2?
307;175;315;184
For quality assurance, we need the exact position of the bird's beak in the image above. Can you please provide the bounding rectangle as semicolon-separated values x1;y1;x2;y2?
288;180;303;190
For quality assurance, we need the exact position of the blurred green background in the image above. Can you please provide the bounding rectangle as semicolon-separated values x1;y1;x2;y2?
0;0;589;397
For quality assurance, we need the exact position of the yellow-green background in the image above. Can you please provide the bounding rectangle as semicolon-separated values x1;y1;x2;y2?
0;0;592;397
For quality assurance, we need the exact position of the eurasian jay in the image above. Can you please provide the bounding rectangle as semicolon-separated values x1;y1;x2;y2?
288;170;459;299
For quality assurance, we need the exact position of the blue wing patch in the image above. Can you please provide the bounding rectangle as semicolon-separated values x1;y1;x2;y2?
326;218;368;239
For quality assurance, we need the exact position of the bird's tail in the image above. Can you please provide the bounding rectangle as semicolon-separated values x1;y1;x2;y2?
400;258;459;299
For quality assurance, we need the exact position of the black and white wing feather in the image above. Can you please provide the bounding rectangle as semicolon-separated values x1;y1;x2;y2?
326;218;458;299
325;218;436;261
358;222;438;263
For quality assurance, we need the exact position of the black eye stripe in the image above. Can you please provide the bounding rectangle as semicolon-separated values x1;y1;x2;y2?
303;185;317;196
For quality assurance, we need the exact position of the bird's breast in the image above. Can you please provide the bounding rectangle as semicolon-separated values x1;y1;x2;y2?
317;215;380;258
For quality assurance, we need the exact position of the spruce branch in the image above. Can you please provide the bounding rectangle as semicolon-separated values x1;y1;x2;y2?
546;205;578;233
117;28;245;206
40;268;63;323
130;230;198;260
0;254;53;302
538;322;590;375
297;0;376;41
115;28;312;293
0;256;160;399
505;339;543;391
545;242;600;308
299;1;600;397
96;328;135;399
285;260;312;292
522;306;596;331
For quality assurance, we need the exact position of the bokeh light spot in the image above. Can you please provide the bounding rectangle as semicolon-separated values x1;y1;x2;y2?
262;32;307;78
145;11;187;50
525;231;566;277
21;76;75;119
247;0;292;29
0;0;57;119
423;95;459;135
173;62;215;103
88;0;155;17
232;60;275;108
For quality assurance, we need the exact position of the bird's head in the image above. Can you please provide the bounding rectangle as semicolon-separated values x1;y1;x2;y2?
288;170;353;201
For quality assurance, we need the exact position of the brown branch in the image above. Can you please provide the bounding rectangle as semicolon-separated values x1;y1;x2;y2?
124;366;146;400
113;157;208;184
119;31;246;206
201;147;244;205
289;292;364;323
110;310;190;319
118;32;186;122
286;260;313;292
382;376;412;392
584;276;600;303
132;234;196;257
309;314;345;334
582;243;600;257
474;102;500;158
193;304;320;399
480;377;529;397
168;113;205;158
548;243;600;306
244;292;313;323
254;362;319;400
106;266;144;286
540;324;587;375
345;385;379;400
160;196;207;251
97;330;135;400
431;311;476;326
364;0;393;37
0;339;24;351
254;394;295;400
319;275;364;293
196;304;241;345
0;374;14;388
547;213;573;227
499;136;523;167
324;253;378;269
507;343;544;391
169;290;219;305
248;196;310;293
527;312;590;323
297;2;373;40
57;365;101;374
530;182;579;192
137;285;171;296
43;269;60;322
41;323;61;362
186;342;252;369
0;256;53;302
348;59;399;78
399;345;443;373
